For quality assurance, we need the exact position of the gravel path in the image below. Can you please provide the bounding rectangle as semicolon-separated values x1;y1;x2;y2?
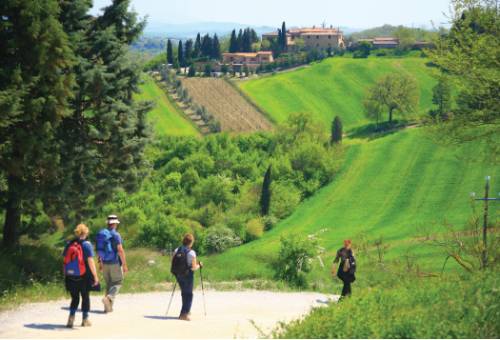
0;290;337;338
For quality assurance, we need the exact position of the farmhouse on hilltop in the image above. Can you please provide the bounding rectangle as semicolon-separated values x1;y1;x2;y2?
263;26;346;50
221;51;274;71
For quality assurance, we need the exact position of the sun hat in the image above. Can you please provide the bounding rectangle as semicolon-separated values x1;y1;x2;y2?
107;214;120;225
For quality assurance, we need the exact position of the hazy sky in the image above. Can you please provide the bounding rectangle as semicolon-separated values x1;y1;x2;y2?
91;0;451;28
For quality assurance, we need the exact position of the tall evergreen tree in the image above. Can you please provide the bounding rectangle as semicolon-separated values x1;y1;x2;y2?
237;29;243;52
281;21;287;51
184;39;194;65
194;33;202;59
167;39;174;64
201;34;213;58
178;40;184;67
212;34;221;59
331;116;343;144
49;0;152;224
260;165;272;216
229;29;238;53
0;0;75;246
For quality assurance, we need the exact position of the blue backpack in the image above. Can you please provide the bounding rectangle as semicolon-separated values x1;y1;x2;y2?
96;229;117;263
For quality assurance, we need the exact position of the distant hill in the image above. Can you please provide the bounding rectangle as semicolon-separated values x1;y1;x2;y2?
349;24;438;40
143;21;276;39
239;57;436;130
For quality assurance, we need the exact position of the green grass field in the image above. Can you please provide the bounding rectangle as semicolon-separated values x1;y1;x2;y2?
136;75;200;137
239;57;437;129
204;128;499;284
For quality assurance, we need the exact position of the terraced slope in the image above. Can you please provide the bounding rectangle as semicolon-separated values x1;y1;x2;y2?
181;78;273;133
136;75;200;137
239;57;437;130
205;128;499;281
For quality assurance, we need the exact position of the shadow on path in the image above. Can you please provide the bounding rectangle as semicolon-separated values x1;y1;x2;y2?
24;323;71;331
144;315;179;321
60;307;106;314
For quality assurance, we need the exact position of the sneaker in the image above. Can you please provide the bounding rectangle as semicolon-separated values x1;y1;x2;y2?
66;315;75;328
102;296;112;313
179;313;191;321
81;318;92;327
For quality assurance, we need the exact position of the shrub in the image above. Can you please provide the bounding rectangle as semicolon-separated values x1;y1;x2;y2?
245;217;264;241
270;181;301;219
275;234;318;288
204;225;242;253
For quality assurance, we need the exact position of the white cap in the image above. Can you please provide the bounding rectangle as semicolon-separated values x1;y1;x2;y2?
107;214;120;225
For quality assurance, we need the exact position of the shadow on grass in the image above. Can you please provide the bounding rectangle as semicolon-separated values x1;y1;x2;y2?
61;306;106;314
348;121;416;141
24;323;71;331
144;315;179;320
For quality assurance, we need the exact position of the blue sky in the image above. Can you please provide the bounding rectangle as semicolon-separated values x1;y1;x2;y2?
91;0;451;29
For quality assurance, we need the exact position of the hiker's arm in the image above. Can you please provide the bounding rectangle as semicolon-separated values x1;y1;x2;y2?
191;257;201;271
87;257;99;285
117;244;128;272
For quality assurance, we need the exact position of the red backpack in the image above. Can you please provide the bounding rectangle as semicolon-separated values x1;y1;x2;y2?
64;240;87;277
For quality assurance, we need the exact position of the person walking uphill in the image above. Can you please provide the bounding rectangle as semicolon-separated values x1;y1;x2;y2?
171;233;203;321
332;239;356;299
97;215;128;313
63;224;99;328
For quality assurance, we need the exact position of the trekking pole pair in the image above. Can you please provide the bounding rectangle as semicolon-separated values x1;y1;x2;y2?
165;268;206;317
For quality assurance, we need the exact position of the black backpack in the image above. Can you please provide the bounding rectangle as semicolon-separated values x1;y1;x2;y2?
171;246;190;277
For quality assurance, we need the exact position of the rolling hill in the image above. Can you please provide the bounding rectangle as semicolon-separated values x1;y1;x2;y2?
238;57;437;130
136;75;200;137
204;128;499;283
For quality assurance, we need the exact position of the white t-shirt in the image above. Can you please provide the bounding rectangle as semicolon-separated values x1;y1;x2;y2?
174;247;196;268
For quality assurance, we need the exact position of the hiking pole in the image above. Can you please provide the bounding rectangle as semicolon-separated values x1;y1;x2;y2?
165;281;177;316
199;266;207;316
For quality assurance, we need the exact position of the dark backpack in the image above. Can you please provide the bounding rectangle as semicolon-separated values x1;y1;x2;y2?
96;229;117;263
63;240;87;277
171;246;190;277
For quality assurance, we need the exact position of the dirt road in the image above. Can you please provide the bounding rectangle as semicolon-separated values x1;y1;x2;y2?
0;290;336;338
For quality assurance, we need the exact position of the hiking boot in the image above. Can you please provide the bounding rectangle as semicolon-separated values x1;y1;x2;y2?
81;318;92;327
102;296;112;313
179;313;191;321
66;315;75;328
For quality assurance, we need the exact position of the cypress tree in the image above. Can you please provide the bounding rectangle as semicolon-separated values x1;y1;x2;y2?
281;21;287;51
201;34;213;58
178;40;184;67
260;165;272;216
167;39;174;64
331;116;343;144
229;29;238;53
0;0;75;246
212;34;221;59
185;39;193;65
237;29;243;52
194;33;202;59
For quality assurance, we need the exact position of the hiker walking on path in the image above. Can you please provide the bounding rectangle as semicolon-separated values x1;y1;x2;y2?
171;233;203;321
63;224;99;328
332;239;356;299
97;215;128;313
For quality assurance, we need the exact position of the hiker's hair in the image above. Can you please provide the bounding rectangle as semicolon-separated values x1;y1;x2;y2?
75;224;89;238
183;233;195;246
343;239;352;247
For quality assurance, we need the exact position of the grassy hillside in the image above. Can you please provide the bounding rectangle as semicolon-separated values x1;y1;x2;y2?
204;128;499;284
239;57;437;130
136;75;200;137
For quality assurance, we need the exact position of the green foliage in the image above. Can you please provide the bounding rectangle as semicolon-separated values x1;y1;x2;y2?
430;76;452;120
428;0;499;148
364;72;419;123
275;234;318;288
353;41;372;58
275;273;499;338
245;217;264;241
167;39;173;64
